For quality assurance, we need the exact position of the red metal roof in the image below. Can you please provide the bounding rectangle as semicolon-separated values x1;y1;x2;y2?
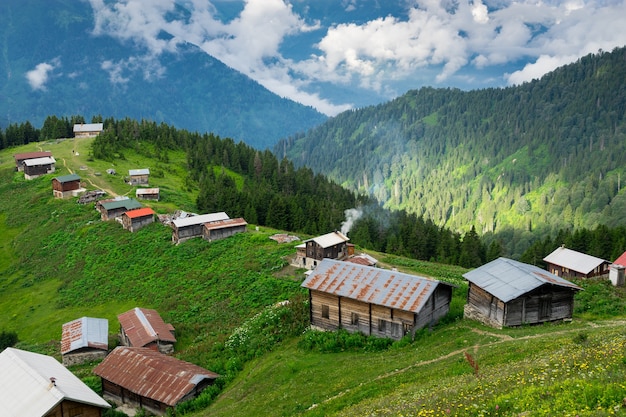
93;347;219;407
14;151;52;161
124;207;156;219
118;308;176;347
614;251;626;267
204;217;247;230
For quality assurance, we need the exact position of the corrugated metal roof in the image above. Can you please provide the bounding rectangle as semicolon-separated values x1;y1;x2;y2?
100;198;142;211
614;251;626;267
543;246;608;275
14;151;52;161
204;217;247;230
463;257;582;303
23;156;56;166
61;317;109;355
124;207;156;219
118;307;177;347
304;231;349;248
93;347;219;407
136;188;160;195
0;347;110;416
172;212;229;228
73;123;103;133
129;168;150;176
301;259;451;313
53;173;81;183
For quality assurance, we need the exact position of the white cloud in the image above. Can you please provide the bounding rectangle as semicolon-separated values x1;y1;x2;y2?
25;59;60;91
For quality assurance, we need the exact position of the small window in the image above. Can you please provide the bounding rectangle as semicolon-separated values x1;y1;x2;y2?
321;305;329;319
378;319;387;332
392;322;401;337
351;312;359;325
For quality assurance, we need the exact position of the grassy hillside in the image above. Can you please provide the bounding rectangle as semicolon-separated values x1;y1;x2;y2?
2;140;626;416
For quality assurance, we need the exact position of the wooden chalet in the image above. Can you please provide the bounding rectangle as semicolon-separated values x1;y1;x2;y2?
136;187;160;201
122;207;156;232
171;212;229;244
203;217;247;242
128;168;150;186
118;307;176;354
23;156;56;180
61;317;109;366
301;259;454;340
94;347;219;416
0;347;110;416
14;151;52;171
463;257;582;328
543;246;610;278
52;173;83;198
294;231;351;269
97;198;142;221
73;123;103;138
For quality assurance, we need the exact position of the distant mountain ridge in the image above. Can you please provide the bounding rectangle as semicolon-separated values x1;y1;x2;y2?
0;0;326;149
278;47;626;256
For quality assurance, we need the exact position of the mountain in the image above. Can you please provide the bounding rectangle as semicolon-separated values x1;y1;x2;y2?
0;0;326;149
277;47;626;256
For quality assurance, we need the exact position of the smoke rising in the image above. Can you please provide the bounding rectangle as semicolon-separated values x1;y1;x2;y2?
341;208;363;236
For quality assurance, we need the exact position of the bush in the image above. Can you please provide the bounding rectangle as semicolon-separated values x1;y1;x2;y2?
298;329;394;353
0;330;18;350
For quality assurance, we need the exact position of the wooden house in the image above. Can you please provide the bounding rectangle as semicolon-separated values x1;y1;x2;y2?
294;231;350;269
463;257;582;328
14;151;52;171
136;187;160;201
128;168;150;186
543;246;610;278
301;259;454;340
23;156;56;180
61;317;109;366
94;347;219;416
52;173;83;198
203;217;247;242
171;212;229;244
122;207;156;232
0;347;110;416
73;123;103;137
97;198;142;221
118;307;176;354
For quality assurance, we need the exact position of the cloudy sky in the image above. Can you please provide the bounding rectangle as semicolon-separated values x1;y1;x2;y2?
85;0;626;115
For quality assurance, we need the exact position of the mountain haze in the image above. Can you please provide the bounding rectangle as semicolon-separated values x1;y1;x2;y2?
278;47;626;255
0;0;326;149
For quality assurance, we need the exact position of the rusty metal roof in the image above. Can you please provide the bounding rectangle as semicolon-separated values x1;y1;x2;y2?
301;259;451;313
136;188;160;195
93;347;219;407
118;307;176;347
14;151;52;161
61;317;109;355
124;207;156;219
204;217;247;230
463;257;582;303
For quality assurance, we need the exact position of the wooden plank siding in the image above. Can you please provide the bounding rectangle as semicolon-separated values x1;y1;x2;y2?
46;400;104;417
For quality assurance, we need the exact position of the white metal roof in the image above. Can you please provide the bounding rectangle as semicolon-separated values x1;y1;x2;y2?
306;231;349;248
0;347;110;416
23;157;56;166
61;317;109;355
543;246;608;275
73;123;103;133
129;168;150;176
463;257;582;303
172;212;230;228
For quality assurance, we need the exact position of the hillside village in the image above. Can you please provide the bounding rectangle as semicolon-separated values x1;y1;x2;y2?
2;130;626;416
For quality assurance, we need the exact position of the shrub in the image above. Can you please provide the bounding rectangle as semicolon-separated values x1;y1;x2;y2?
0;330;18;350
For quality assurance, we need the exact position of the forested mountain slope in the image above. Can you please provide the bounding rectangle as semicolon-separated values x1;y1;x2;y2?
277;47;626;255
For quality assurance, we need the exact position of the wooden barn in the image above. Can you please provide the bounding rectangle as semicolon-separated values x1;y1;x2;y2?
73;123;103;137
52;173;83;198
128;168;150;186
122;207;156;232
463;257;582;328
136;187;160;201
14;151;52;171
203;217;247;242
543;245;610;278
23;156;56;180
171;212;230;244
97;198;142;221
94;347;219;416
0;347;110;416
118;307;177;354
294;231;351;269
61;317;109;366
301;259;454;340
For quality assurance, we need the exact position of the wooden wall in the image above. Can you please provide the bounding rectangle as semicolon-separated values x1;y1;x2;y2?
203;225;246;242
46;400;104;417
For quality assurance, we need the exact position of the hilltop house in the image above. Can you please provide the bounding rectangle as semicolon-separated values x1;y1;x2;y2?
122;207;156;232
52;173;84;199
61;317;109;366
97;198;142;221
543;246;610;278
301;259;454;340
203;217;248;242
128;168;150;186
0;347;110;416
73;123;103;138
94;347;219;416
118;307;176;354
293;231;351;269
14;151;52;171
463;257;582;328
136;187;160;201
171;212;230;244
23;156;56;180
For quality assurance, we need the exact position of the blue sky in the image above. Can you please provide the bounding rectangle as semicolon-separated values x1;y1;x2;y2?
40;0;626;115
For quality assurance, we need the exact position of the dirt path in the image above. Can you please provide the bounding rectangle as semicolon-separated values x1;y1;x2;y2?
59;156;119;197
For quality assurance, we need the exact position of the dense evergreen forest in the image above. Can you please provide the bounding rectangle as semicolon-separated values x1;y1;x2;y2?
277;47;626;257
